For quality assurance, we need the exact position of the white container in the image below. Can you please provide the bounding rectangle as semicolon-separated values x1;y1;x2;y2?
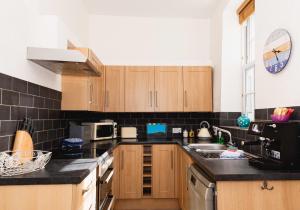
121;127;137;139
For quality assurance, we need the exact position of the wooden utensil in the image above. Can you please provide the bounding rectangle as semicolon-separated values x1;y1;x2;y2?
13;130;33;163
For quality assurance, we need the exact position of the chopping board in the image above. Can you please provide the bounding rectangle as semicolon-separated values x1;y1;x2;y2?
13;130;33;163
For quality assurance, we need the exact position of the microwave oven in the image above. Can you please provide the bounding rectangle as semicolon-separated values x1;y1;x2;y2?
82;122;117;141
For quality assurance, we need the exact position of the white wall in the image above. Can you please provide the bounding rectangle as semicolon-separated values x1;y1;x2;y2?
88;15;211;66
0;0;88;90
210;0;243;112
219;0;243;112
255;0;300;109
210;0;229;112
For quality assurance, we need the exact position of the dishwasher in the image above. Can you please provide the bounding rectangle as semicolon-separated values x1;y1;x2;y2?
188;164;216;210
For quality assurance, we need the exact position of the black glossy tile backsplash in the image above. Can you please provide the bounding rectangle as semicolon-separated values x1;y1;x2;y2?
63;111;241;138
0;73;64;151
255;106;300;121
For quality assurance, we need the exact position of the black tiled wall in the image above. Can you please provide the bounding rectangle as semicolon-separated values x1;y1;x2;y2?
0;73;65;151
63;111;241;138
255;106;300;121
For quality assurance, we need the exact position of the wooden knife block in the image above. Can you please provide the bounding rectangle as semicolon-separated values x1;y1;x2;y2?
13;130;33;163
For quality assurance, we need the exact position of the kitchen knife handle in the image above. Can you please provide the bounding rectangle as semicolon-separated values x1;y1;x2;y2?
184;91;188;108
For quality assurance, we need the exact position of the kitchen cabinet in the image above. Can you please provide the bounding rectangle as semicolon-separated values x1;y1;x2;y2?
217;180;300;210
179;149;194;210
0;169;97;210
152;145;177;198
105;66;125;112
154;66;183;112
183;66;212;112
118;145;143;199
61;67;104;111
124;66;155;112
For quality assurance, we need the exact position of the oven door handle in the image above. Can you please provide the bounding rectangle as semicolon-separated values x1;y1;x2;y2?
104;170;114;184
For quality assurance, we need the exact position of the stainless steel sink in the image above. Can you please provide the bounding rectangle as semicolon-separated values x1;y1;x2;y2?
188;144;227;151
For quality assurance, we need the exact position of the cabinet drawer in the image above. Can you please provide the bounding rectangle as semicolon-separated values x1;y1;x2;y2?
81;169;97;190
80;186;97;210
73;169;97;210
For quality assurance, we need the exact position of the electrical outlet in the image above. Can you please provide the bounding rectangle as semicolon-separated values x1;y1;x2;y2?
172;128;182;134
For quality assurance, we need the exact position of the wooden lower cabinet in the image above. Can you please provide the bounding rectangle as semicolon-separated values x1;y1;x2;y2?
113;144;178;200
0;169;97;210
152;145;177;198
217;180;300;210
118;145;143;199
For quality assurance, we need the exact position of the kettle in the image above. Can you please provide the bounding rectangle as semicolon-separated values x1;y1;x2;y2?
197;121;212;140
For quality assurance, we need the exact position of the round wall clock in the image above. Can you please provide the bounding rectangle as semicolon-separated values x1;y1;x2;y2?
263;29;292;74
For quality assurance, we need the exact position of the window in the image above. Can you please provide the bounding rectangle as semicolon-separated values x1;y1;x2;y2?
241;14;255;120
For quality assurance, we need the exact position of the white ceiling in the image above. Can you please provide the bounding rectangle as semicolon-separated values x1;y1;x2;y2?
84;0;222;18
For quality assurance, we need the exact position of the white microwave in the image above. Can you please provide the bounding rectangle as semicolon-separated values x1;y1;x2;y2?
82;122;117;140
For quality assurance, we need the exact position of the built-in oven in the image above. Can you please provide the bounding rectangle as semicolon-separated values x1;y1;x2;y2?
97;150;114;210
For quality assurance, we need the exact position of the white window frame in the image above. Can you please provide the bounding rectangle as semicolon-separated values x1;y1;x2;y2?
241;15;255;120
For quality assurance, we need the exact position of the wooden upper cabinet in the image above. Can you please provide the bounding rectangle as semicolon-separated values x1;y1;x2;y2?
119;145;142;199
61;75;102;111
105;66;125;112
183;66;212;112
124;66;155;112
62;75;90;111
154;67;183;112
152;145;176;198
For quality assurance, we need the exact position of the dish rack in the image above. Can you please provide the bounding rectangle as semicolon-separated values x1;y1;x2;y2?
0;150;52;176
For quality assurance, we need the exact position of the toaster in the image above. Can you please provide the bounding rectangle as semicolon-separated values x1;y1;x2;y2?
121;127;137;139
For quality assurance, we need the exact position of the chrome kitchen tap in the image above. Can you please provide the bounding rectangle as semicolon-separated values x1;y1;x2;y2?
212;126;234;146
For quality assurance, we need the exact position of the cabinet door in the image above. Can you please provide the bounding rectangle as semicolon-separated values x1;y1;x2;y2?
124;66;155;112
183;67;212;112
180;149;193;210
119;145;142;199
153;145;176;198
105;66;125;112
217;180;300;210
61;75;90;111
89;76;99;112
154;66;183;112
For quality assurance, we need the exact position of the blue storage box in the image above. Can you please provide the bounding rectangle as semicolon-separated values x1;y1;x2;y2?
146;123;167;138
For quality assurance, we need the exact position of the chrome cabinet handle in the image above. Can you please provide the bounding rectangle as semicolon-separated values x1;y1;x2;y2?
82;180;94;195
184;90;188;108
106;91;109;108
89;83;93;104
88;204;93;210
155;91;158;107
261;180;274;190
171;151;174;170
121;151;124;170
105;170;114;183
149;91;153;107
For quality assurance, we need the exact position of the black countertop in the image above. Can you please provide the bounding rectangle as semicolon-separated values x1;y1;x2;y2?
2;138;300;185
0;159;98;185
115;138;300;181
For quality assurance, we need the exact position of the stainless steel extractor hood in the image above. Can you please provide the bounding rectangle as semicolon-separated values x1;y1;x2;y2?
27;47;102;76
